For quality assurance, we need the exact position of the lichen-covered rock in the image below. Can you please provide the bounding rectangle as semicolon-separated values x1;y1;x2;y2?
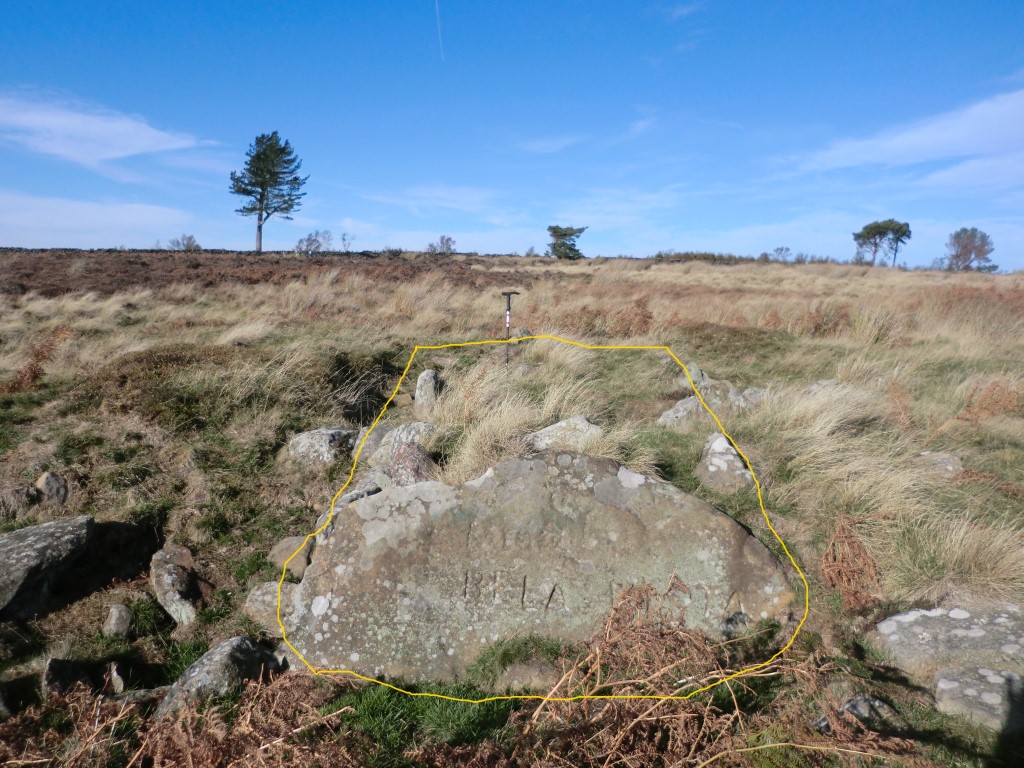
243;581;300;634
269;536;313;579
414;369;440;421
677;361;708;394
102;603;132;637
871;604;1024;732
154;637;279;719
524;415;603;451
0;472;70;521
0;516;93;618
149;544;198;626
287;427;359;464
694;433;754;493
658;380;765;429
367;422;436;467
285;452;794;682
386;442;437;486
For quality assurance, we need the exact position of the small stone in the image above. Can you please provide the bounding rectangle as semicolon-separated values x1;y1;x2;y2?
694;433;754;493
949;608;970;620
102;603;132;637
268;537;313;579
33;472;69;507
150;544;198;626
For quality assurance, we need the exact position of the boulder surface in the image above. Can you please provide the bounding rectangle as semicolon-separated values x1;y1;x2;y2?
871;604;1024;732
284;452;794;682
0;516;93;618
154;636;279;719
287;427;358;464
524;415;604;451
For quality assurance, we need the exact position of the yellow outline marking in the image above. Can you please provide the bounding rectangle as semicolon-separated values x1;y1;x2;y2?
277;335;810;704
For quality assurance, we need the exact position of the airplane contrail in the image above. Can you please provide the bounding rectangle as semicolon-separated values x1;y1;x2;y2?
435;0;445;62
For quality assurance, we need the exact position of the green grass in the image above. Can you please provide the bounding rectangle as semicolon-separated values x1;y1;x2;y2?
321;679;517;766
0;386;59;453
464;634;567;689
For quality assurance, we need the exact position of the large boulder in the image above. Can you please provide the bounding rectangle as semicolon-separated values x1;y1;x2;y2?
154;637;279;719
414;369;440;421
524;415;604;451
870;604;1024;732
287;427;359;464
150;544;199;626
694;433;755;493
0;516;93;619
284;452;794;682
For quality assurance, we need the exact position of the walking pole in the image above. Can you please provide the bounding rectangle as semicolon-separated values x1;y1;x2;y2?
501;291;520;367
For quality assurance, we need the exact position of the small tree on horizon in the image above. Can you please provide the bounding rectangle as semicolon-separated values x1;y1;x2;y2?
546;225;587;260
295;229;333;257
425;235;455;255
853;219;911;266
944;227;996;272
229;131;307;252
167;234;201;252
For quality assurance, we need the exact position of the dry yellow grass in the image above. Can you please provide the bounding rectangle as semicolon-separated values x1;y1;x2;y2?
2;257;1022;607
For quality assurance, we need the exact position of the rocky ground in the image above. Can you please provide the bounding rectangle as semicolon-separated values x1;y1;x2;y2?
1;252;1022;766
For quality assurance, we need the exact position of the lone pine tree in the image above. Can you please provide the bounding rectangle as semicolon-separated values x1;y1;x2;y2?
230;131;308;252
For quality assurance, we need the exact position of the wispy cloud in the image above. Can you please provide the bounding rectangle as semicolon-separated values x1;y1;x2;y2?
666;3;702;20
0;92;202;168
0;189;191;247
363;183;500;214
518;135;586;154
802;89;1024;171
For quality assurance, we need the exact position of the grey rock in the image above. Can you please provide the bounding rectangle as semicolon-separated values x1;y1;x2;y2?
353;425;389;462
386;442;437;486
243;581;300;634
0;516;93;618
102;603;132;637
935;667;1024;732
269;536;313;579
524;415;603;451
678;361;708;394
658;380;765;429
812;694;899;735
915;451;963;480
150;544;198;626
314;484;383;543
287;427;358;464
871;603;1024;732
367;422;436;467
154;636;279;719
285;452;794;682
695;433;754;493
414;369;440;421
33;472;69;507
107;661;127;694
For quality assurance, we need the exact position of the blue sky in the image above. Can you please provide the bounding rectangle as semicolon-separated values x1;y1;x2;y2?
1;1;1022;268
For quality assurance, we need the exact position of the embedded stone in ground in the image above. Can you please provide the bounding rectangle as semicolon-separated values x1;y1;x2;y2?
285;452;795;682
524;415;603;451
287;427;359;464
269;536;313;579
871;603;1024;732
694;433;754;493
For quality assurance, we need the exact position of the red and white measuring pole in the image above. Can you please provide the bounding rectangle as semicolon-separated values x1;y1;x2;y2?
501;291;520;367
